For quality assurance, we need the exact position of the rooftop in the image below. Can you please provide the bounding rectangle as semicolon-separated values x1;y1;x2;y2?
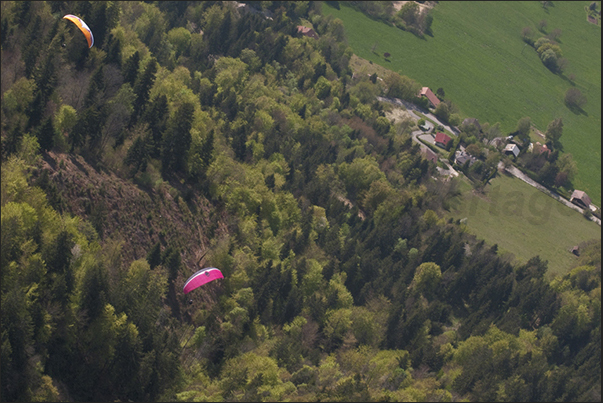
418;87;441;107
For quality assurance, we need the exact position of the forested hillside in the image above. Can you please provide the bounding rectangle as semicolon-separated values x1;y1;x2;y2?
1;2;600;402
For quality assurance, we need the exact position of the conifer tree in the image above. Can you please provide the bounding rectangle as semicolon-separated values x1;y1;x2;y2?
161;102;194;175
131;57;158;124
122;51;140;87
125;136;149;174
146;242;162;269
35;117;55;151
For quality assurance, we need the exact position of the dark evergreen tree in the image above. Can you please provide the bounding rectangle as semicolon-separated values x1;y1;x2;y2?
142;94;169;158
162;246;182;283
35;117;56;151
122;51;140;87
90;1;108;49
146;242;162;269
131;57;158;124
79;261;110;324
105;32;122;67
161;102;194;175
125;136;149;174
84;65;105;108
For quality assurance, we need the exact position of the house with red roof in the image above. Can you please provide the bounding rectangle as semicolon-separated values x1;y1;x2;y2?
434;132;452;149
418;87;441;108
422;147;438;164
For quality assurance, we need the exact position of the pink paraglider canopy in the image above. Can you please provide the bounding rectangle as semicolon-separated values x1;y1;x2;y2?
183;267;224;294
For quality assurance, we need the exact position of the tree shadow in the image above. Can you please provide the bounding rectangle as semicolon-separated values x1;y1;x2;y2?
325;1;340;10
565;102;588;116
557;72;575;86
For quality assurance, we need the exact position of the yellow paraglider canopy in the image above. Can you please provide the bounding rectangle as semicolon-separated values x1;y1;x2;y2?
63;14;94;48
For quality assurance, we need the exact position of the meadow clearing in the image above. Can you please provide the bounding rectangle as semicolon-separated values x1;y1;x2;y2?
322;1;601;206
446;173;601;279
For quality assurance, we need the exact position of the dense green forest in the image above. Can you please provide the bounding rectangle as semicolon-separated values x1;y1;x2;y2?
1;1;600;401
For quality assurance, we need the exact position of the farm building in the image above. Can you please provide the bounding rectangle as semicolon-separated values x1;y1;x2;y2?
503;143;520;157
434;132;452;148
422;147;438;164
532;142;551;155
454;150;476;166
417;87;441;108
570;190;592;209
297;26;319;39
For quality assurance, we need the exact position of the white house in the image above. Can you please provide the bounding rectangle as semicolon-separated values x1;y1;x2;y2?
503;143;520;158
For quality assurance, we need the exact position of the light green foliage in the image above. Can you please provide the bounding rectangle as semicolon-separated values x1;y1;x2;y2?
30;375;60;402
116;259;167;334
394;238;408;255
434;101;450;123
17;133;41;166
314;76;332;100
324;308;353;342
317;355;343;390
85;303;132;371
2;76;35;114
354;102;373;120
167;27;191;57
545;117;563;145
556;153;578;181
54;104;78;134
326;273;353;310
1;202;38;269
220;352;283;397
410;262;441;295
384;72;421;101
240;48;262;72
191;326;206;349
214;57;249;94
150;65;196;106
422;209;438;229
301;259;324;299
408;247;419;262
515;116;531;139
362;179;395;213
133;2;166;51
338;156;386;197
350;80;378;104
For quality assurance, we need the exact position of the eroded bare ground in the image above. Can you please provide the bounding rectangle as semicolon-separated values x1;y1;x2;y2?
385;107;417;125
35;151;229;275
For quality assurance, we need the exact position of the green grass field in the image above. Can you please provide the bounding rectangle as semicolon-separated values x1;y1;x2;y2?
323;1;601;206
447;174;601;279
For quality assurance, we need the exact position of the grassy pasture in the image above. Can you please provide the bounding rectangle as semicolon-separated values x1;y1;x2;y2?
447;174;601;279
323;1;601;206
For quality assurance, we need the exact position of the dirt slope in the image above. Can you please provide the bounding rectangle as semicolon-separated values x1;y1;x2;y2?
34;151;228;279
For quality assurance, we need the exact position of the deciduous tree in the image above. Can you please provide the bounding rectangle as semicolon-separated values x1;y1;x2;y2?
564;88;587;109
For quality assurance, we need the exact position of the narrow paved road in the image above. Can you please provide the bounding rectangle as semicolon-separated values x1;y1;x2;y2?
498;162;601;226
377;95;600;226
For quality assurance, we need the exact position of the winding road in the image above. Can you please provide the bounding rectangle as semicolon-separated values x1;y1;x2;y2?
378;95;601;226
